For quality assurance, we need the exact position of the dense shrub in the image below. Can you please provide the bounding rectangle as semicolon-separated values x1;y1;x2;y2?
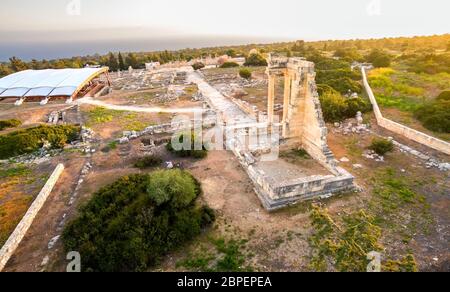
167;132;208;159
366;49;392;68
406;53;450;74
414;99;450;133
244;53;268;67
0;125;80;159
239;68;252;80
220;62;239;68
134;155;163;169
317;77;362;95
0;119;22;131
192;62;205;70
345;97;373;118
317;84;339;96
437;90;450;101
319;91;372;123
62;171;215;272
315;60;363;94
334;48;364;62
369;138;394;156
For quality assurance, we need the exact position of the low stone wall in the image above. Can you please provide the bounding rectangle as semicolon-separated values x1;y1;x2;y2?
362;68;450;156
0;164;65;271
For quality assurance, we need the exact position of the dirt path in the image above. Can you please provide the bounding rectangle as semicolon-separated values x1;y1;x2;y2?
76;96;203;114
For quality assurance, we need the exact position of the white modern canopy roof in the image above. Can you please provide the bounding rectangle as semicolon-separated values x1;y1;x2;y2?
0;68;108;98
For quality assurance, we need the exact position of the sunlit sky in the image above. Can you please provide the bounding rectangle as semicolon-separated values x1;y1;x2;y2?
1;0;449;60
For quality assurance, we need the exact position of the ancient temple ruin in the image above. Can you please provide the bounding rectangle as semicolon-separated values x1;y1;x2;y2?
225;55;356;211
266;54;336;169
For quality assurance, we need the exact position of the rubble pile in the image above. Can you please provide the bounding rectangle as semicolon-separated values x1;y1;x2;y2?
362;150;385;162
110;70;154;91
333;121;371;135
118;115;217;144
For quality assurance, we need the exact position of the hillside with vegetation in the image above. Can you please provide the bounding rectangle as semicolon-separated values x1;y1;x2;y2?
2;35;448;139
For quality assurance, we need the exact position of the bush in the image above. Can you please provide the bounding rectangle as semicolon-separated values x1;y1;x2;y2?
192;62;205;71
437;90;450;101
345;98;373;118
369;138;394;156
0;125;80;159
167;132;208;159
366;49;392;68
319;91;372;123
316;67;362;94
62;171;215;272
220;62;239;68
406;53;450;74
414;99;450;133
134;155;163;169
244;53;267;67
239;68;252;80
0;119;22;131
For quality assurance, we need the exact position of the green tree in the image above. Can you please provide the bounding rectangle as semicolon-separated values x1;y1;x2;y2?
118;52;126;71
292;40;305;52
62;171;215;272
0;64;13;77
244;53;268;67
9;56;28;72
107;52;119;72
366;49;392;68
126;53;139;69
225;49;237;57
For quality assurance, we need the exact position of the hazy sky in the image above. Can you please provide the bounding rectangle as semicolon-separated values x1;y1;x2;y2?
1;0;449;60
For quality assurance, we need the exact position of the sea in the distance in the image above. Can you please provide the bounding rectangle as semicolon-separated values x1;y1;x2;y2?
0;36;288;62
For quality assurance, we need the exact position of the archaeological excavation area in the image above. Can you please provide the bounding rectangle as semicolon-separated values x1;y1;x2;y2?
0;51;448;272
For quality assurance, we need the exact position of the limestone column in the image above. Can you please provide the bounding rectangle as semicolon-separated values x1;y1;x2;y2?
267;73;276;125
282;71;291;137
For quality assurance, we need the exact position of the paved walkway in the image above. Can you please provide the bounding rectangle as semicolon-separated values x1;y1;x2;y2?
187;71;256;124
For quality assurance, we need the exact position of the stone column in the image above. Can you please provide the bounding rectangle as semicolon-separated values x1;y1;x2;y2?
282;71;291;137
267;73;276;124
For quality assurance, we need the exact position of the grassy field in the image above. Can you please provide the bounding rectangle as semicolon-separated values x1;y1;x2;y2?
84;106;155;132
0;163;49;246
368;66;450;140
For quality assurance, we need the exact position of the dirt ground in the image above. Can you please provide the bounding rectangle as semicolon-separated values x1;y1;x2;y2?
2;118;448;271
1;84;448;272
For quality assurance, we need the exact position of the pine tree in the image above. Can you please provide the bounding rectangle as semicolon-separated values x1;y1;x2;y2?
118;52;126;70
126;53;139;69
9;56;28;72
107;52;119;72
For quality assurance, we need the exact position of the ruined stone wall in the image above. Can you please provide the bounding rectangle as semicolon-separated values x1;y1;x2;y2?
0;164;65;271
282;60;336;170
229;139;354;211
301;72;335;168
362;68;450;156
